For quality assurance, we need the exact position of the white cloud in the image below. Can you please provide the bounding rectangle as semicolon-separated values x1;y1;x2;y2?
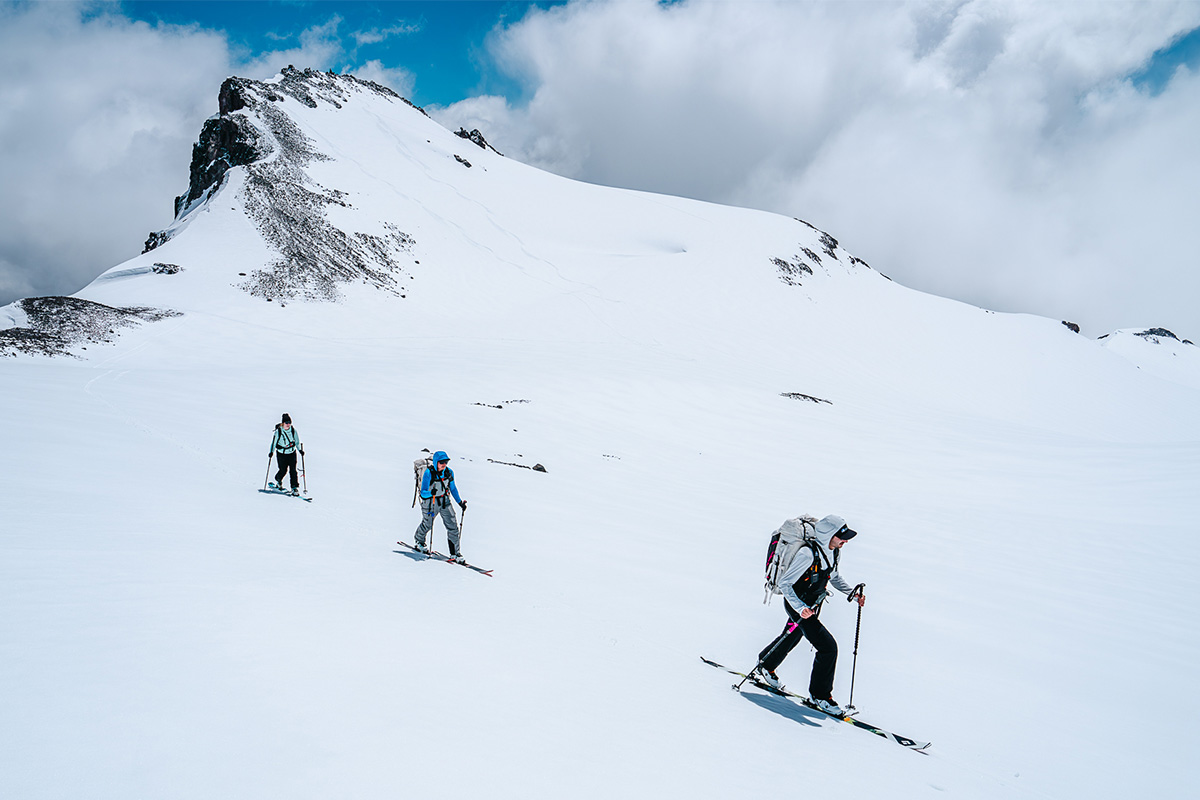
239;16;345;78
350;59;417;98
433;0;1200;336
0;2;236;303
351;22;422;47
0;4;353;306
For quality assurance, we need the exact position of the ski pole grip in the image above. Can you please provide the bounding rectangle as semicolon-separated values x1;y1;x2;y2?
848;583;866;602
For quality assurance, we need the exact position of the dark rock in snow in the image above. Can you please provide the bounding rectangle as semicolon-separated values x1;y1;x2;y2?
455;154;473;168
174;112;270;217
772;256;814;286
142;230;174;253
152;263;183;275
780;392;832;405
0;296;181;358
819;233;840;261
488;458;548;473
1062;321;1080;333
1134;328;1179;342
455;127;504;156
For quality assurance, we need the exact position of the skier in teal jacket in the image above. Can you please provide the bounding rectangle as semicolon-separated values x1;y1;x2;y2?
269;413;303;495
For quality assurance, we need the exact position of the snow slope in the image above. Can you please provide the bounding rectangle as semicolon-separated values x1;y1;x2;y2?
2;69;1198;799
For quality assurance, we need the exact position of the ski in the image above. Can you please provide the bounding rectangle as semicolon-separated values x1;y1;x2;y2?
396;540;447;562
259;485;313;502
396;542;493;576
700;657;930;751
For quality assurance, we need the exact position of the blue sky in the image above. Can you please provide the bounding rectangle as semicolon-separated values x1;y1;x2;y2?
3;0;1200;337
117;1;568;107
1133;23;1200;94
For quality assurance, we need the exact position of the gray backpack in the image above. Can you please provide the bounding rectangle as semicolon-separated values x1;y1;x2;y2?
412;451;433;506
763;516;818;604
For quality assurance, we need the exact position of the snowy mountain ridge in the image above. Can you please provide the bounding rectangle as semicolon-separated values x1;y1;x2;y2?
2;68;1198;799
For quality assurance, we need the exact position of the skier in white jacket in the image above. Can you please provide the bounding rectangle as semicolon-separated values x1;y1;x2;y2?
754;514;865;716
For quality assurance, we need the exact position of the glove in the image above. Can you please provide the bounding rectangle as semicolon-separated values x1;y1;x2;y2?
459;500;468;511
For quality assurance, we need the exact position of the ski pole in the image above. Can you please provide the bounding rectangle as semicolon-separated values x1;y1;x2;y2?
734;616;799;692
847;583;866;710
300;448;307;494
263;453;273;490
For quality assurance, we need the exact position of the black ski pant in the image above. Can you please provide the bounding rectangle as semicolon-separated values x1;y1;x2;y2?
758;601;839;700
274;451;298;489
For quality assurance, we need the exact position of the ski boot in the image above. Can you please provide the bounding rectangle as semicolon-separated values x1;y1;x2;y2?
753;666;784;691
810;697;846;717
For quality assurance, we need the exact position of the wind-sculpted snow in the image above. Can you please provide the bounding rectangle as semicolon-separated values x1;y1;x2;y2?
0;296;180;358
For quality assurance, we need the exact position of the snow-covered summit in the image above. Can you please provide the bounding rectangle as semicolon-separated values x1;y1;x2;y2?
1098;326;1200;390
3;66;892;356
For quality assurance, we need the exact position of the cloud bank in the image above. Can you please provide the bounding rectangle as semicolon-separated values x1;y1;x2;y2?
432;0;1200;336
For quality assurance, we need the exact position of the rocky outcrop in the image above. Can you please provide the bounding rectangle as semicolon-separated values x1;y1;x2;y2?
144;68;424;305
0;296;181;358
173;112;270;217
772;256;813;286
781;392;832;405
143;230;174;254
1062;321;1080;333
1134;327;1181;342
147;68;424;303
1099;327;1194;346
455;127;504;156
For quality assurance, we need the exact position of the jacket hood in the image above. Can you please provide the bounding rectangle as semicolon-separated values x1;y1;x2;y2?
432;450;450;464
814;514;846;549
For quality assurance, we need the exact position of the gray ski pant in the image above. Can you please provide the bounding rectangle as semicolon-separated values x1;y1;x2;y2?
414;496;461;554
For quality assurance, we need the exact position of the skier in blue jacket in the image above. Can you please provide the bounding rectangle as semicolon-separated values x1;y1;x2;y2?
414;450;467;562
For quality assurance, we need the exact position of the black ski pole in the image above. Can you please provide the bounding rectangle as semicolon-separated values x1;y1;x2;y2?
847;583;866;711
263;453;273;490
734;616;799;692
300;447;307;494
